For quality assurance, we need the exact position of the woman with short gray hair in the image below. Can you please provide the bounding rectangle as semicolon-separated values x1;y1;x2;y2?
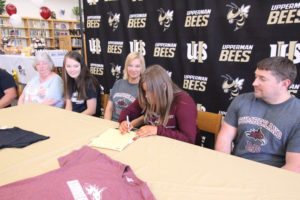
18;52;64;107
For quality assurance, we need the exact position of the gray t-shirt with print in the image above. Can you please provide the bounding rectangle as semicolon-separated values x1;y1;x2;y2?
225;92;300;167
109;79;138;121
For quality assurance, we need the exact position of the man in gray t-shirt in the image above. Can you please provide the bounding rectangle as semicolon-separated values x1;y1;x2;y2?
215;57;300;173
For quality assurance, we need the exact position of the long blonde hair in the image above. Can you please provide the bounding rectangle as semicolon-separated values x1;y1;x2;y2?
138;65;181;126
123;52;146;80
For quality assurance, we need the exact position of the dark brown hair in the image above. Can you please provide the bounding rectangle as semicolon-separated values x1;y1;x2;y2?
257;57;297;84
63;51;99;100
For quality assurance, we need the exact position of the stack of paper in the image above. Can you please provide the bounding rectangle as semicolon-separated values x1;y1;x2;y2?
89;128;137;151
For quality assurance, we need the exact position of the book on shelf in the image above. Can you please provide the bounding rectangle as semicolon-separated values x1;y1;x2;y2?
1;16;82;49
54;23;58;29
71;38;82;47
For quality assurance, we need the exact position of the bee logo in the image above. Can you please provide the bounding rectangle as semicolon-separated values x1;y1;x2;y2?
221;74;244;100
18;65;26;76
110;63;121;79
226;3;251;31
107;12;120;31
157;8;174;32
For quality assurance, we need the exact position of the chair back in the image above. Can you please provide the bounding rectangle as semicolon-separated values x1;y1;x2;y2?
196;111;222;139
16;83;26;98
101;94;109;113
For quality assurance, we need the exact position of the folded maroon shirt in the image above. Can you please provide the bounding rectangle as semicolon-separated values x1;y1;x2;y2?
0;146;156;200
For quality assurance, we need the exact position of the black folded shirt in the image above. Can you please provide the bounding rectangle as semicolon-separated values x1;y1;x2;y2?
0;127;50;149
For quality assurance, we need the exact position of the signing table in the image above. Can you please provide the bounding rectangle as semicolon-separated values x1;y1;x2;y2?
0;103;299;199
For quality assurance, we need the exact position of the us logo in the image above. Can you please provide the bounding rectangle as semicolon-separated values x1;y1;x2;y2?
129;40;146;56
87;0;98;6
186;41;208;63
270;41;300;64
89;38;101;54
226;3;251;31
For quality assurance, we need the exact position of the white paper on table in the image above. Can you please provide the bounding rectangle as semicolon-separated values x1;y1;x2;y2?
89;128;137;151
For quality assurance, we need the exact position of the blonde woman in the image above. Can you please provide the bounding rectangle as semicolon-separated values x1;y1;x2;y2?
104;52;145;121
119;65;197;144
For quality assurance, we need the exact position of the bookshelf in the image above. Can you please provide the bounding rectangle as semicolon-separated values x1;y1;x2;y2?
0;15;83;50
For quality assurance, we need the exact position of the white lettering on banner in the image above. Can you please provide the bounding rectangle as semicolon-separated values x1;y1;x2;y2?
183;75;208;92
288;84;300;95
90;63;103;68
107;41;123;54
153;43;177;58
87;16;101;20
270;41;300;64
89;38;101;54
87;0;99;6
154;43;177;47
129;40;146;55
219;111;227;116
271;3;300;10
107;41;123;45
268;2;300;25
222;44;254;50
186;41;207;63
86;18;101;28
90;63;104;76
289;84;300;90
186;9;212;15
129;13;147;18
183;75;208;81
128;13;147;28
185;9;211;27
219;44;253;62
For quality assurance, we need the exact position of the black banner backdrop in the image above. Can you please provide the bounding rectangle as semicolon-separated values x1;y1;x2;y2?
83;0;300;115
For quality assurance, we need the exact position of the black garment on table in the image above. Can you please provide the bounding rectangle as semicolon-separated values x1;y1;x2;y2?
0;127;49;149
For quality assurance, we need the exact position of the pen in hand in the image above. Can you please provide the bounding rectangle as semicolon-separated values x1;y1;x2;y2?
126;115;130;132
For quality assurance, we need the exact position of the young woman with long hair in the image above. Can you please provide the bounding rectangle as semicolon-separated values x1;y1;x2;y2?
118;65;197;144
63;51;101;116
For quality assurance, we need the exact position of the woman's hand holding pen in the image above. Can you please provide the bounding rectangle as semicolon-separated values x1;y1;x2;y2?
119;120;133;134
119;115;157;137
